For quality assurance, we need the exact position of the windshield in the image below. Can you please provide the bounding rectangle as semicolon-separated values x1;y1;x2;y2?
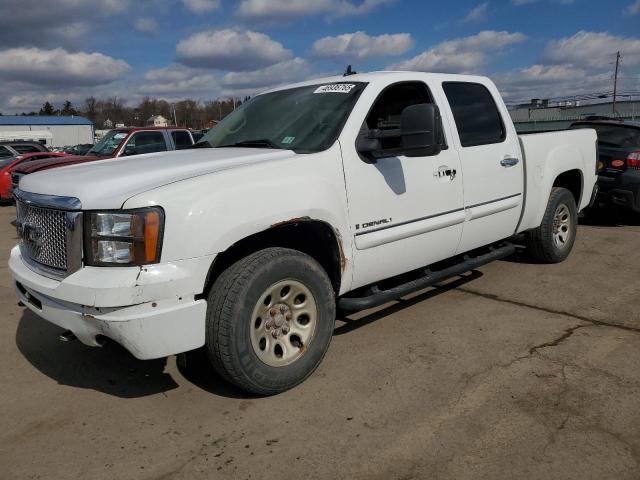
572;123;640;148
88;130;128;156
198;82;366;153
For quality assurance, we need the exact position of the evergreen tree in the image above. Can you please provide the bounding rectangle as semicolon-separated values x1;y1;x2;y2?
39;102;55;115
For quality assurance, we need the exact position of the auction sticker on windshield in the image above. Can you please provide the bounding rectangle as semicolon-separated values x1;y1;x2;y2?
314;84;356;94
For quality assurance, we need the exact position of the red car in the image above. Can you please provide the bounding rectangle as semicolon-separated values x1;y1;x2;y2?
11;127;196;191
0;152;70;201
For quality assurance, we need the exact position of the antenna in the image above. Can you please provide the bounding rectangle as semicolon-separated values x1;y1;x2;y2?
343;65;357;77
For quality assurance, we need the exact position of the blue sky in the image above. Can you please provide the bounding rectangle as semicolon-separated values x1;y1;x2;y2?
1;0;639;113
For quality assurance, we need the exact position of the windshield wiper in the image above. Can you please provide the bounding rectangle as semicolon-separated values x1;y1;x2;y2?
218;139;283;149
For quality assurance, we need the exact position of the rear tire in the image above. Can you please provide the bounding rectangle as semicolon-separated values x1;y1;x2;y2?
525;187;578;263
205;247;336;395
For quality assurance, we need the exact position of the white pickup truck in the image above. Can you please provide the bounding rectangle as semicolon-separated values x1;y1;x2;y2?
10;72;597;395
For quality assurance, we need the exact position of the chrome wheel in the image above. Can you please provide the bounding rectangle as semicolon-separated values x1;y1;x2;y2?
552;203;571;249
249;279;318;367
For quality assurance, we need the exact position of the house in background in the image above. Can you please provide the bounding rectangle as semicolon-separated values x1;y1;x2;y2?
147;115;169;127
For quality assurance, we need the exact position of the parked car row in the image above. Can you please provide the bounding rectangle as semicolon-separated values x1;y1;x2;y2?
9;127;196;197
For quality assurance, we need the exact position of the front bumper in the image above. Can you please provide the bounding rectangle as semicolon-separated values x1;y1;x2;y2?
9;246;213;359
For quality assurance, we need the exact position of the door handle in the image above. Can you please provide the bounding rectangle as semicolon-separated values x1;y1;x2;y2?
434;165;457;180
500;157;520;167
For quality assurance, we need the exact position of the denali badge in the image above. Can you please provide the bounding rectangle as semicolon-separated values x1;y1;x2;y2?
355;218;393;230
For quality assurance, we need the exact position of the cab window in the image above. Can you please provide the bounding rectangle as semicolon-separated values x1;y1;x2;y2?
172;131;193;150
443;82;506;147
123;132;167;156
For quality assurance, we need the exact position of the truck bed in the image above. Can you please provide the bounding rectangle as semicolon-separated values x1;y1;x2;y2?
517;129;598;233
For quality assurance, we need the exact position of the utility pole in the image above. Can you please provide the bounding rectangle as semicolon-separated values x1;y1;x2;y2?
613;51;621;115
172;103;178;126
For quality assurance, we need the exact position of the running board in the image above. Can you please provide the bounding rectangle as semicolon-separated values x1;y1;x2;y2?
337;243;516;312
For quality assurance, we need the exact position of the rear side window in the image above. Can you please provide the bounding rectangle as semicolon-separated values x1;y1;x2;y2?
443;82;505;147
172;131;193;149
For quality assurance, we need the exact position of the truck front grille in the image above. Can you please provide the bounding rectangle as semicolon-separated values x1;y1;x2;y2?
16;200;69;272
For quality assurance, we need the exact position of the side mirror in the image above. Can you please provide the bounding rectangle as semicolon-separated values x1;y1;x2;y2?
123;148;136;156
355;133;381;155
401;103;443;157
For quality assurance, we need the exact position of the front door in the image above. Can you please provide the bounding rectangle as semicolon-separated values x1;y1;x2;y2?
341;81;465;290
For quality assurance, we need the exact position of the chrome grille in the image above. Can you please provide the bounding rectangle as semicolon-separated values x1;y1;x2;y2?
16;201;68;271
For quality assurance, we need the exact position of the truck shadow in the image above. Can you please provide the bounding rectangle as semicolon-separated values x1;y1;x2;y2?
15;310;259;399
579;208;640;227
15;311;180;398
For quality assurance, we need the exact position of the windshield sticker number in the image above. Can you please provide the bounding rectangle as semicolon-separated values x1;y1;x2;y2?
314;84;356;94
281;136;295;144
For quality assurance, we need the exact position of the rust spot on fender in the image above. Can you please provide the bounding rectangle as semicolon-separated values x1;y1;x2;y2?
335;228;347;273
270;216;311;228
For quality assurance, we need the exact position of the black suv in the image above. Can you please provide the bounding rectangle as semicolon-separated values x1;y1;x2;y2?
570;120;640;214
0;141;49;159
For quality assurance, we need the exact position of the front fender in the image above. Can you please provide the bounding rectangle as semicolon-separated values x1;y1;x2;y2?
123;144;354;292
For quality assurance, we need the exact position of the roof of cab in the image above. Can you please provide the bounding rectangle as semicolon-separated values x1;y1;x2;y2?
261;71;491;95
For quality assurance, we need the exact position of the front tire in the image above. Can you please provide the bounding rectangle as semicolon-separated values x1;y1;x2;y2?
525;187;578;263
205;248;336;395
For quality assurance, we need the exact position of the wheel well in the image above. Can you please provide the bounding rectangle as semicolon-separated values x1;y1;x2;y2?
553;170;583;206
201;220;344;297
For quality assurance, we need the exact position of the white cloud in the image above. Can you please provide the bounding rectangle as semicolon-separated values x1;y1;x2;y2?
0;0;130;46
497;64;611;101
135;17;158;34
236;0;394;21
541;31;640;69
625;0;640;15
183;0;220;12
0;47;131;87
461;2;489;23
141;65;218;98
222;58;311;88
176;28;292;70
312;31;413;61
388;31;526;73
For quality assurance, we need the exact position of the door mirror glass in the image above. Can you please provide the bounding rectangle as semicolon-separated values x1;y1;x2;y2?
401;103;442;157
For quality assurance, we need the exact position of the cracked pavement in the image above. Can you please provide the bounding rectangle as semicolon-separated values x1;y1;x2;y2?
0;207;639;480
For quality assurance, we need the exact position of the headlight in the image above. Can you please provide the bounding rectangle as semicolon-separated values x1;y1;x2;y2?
84;207;164;266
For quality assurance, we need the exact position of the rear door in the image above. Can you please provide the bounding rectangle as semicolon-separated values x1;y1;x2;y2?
441;81;524;253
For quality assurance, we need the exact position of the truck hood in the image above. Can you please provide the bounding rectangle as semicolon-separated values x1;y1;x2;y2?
19;148;296;209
